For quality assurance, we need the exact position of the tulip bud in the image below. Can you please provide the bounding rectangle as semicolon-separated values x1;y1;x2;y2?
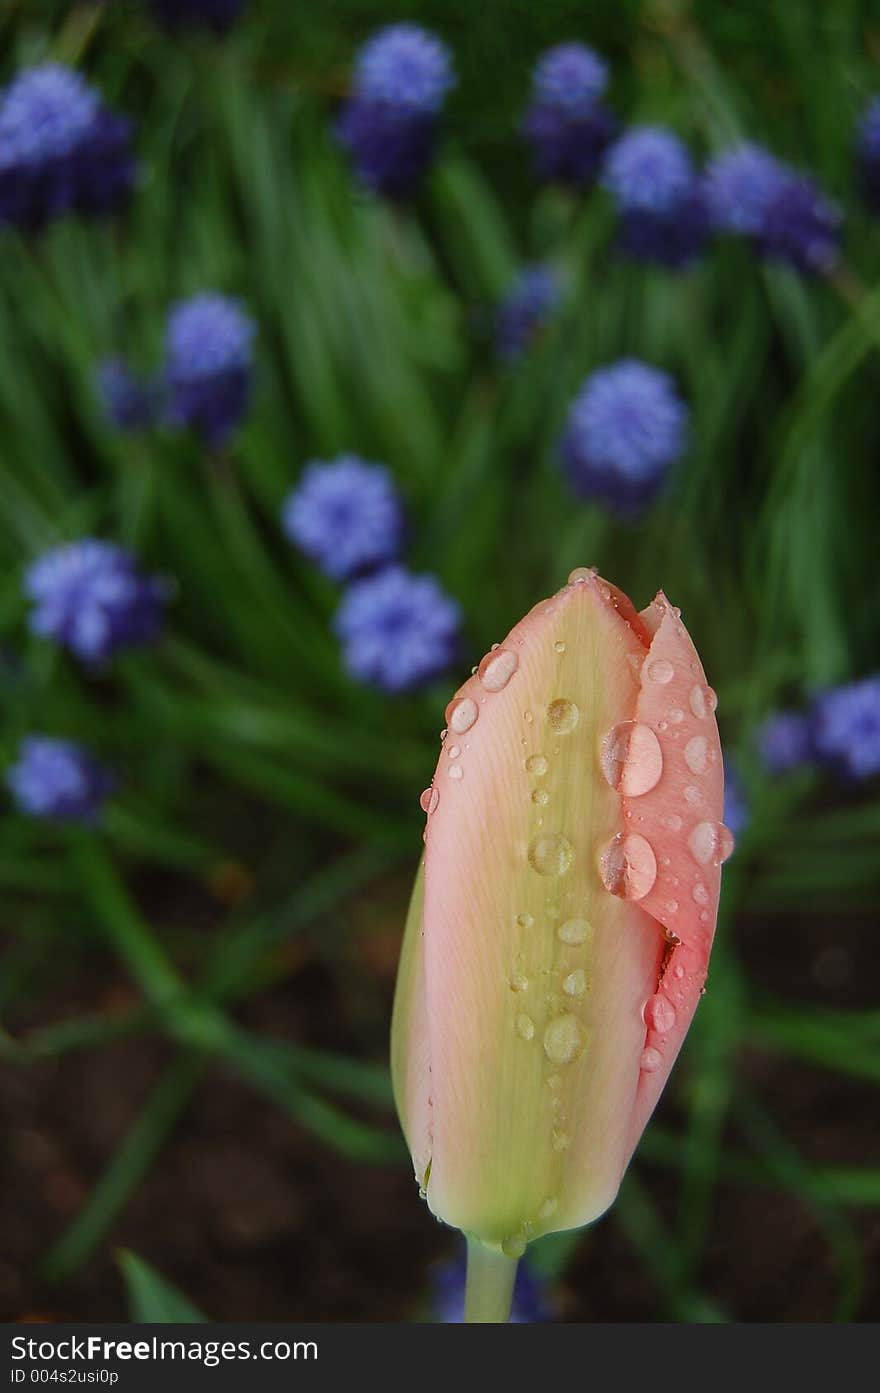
391;570;730;1262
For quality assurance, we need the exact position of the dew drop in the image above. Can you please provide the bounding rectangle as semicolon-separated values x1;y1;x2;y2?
501;1233;527;1258
558;917;592;946
600;722;664;796
644;993;677;1034
524;710;534;725
445;695;478;734
554;640;566;654
667;707;684;724
448;744;461;759
516;1013;535;1042
478;648;518;692
516;912;534;929
547;698;579;734
525;754;548;776
665;899;679;915
528;834;573;877
599;833;657;901
510;973;529;993
684;784;704;808
531;788;549;806
689;683;718;720
647;658;674;684
419;786;439;815
661;813;683;832
552;1128;570;1152
689;820;735;866
692;880;710;906
539;1196;558;1220
684;735;709;775
543;1013;585;1065
568;566;595;584
448;764;463;782
640;1046;663;1073
562;968;587;998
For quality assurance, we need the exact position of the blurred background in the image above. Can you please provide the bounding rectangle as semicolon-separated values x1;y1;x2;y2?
1;0;879;1323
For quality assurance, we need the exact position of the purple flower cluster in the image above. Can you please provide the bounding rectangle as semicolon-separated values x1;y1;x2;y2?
0;64;135;232
6;735;115;823
95;359;154;433
282;456;404;581
706;143;841;274
496;265;562;362
523;42;616;187
337;24;455;197
163;293;255;448
756;677;880;782
560;359;689;516
601;126;708;268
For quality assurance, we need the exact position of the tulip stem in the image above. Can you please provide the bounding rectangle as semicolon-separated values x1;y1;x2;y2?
464;1237;518;1323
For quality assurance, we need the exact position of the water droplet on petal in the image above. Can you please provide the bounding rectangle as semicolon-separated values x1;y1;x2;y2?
552;1128;570;1152
501;1233;527;1258
692;880;710;906
554;640;566;654
478;648;518;691
547;698;579;734
600;833;657;900
419;786;439;815
448;744;461;759
641;1046;663;1073
529;834;573;877
689;683;718;719
667;707;684;724
647;658;674;684
516;1013;535;1042
689;821;735;866
510;972;529;993
516;912;534;929
531;788;549;806
448;764;463;782
525;754;548;775
684;736;709;775
684;784;704;808
568;566;595;584
563;968;587;997
644;993;677;1034
558;917;592;946
539;1196;558;1220
543;1013;585;1064
665;899;679;914
446;695;478;734
601;723;663;796
661;813;683;831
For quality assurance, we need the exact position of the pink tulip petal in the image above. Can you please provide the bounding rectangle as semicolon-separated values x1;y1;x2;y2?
390;860;433;1184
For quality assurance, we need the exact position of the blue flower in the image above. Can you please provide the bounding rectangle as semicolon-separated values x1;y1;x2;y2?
337;25;455;197
601;126;708;267
705;142;841;274
334;566;460;694
24;539;168;665
431;1254;552;1323
281;456;404;581
164;292;255;448
524;43;615;187
857;96;880;215
755;709;812;775
354;24;455;115
0;64;135;231
560;359;689;516
811;675;880;781
95;358;154;433
149;0;247;32
496;265;562;362
6;736;115;823
723;757;749;841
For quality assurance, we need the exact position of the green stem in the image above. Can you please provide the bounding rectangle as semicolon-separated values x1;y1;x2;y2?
464;1238;518;1323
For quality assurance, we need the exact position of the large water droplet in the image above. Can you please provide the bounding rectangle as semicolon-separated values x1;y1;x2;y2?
516;1013;535;1042
501;1233;527;1259
528;834;573;877
640;1046;663;1073
600;833;657;901
600;722;664;797
525;754;548;776
647;658;674;684
568;566;595;584
562;968;587;998
684;735;709;774
446;696;478;734
689;821;735;866
644;993;677;1034
543;1013;585;1065
419;786;439;815
478;648;518;691
557;917;592;946
547;698;579;734
448;764;463;782
689;683;718;720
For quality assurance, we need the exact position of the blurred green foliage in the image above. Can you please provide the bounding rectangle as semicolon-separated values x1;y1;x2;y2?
0;0;879;1322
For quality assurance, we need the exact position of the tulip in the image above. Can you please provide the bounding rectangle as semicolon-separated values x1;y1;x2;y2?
391;568;731;1320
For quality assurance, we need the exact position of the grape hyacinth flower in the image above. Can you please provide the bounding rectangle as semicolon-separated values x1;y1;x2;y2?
149;0;246;32
496;265;562;362
755;709;812;775
0;64;135;232
281;455;404;581
811;675;880;781
163;293;255;448
523;42;616;187
6;736;115;823
334;566;460;694
601;126;708;268
95;358;154;433
856;97;880;215
561;359;689;517
336;24;455;197
706;142;841;274
431;1253;552;1323
24;539;168;665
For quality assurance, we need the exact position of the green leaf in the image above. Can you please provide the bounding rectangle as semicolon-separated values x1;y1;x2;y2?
118;1250;208;1324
